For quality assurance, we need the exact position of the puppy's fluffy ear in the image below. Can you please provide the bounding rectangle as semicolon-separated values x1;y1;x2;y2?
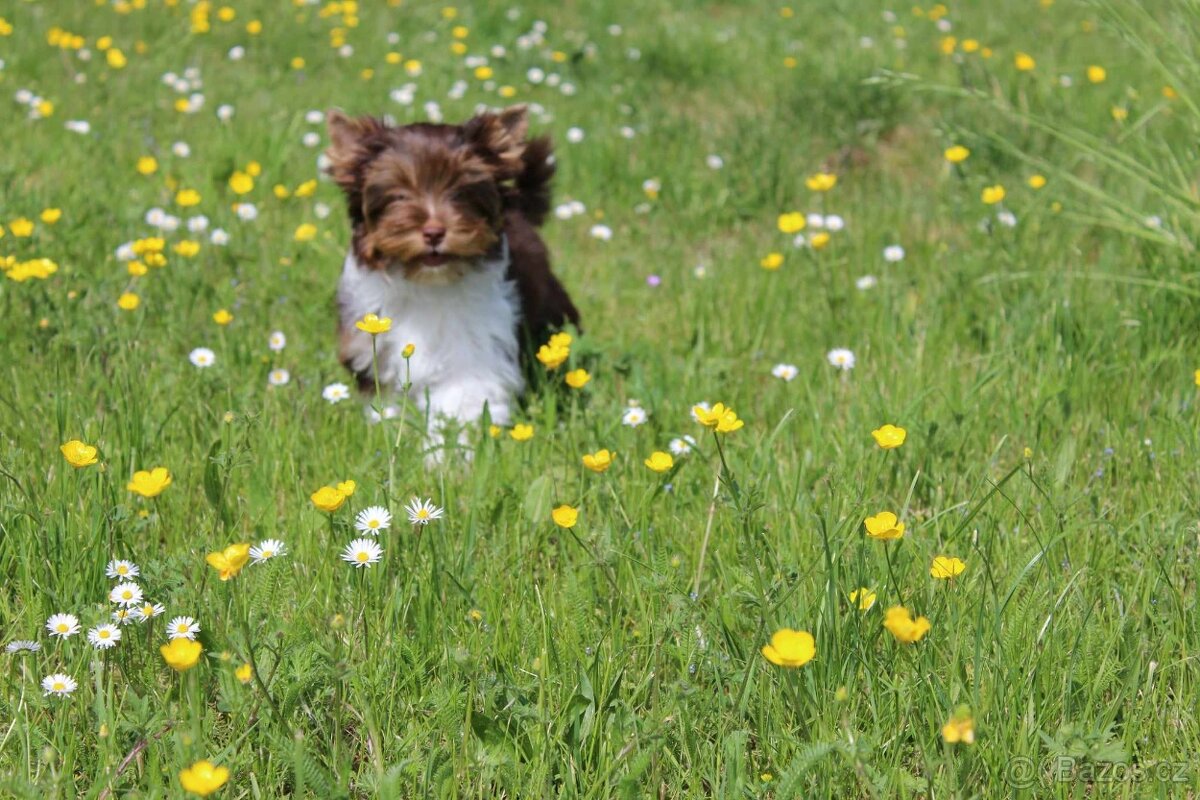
463;104;529;176
325;110;387;189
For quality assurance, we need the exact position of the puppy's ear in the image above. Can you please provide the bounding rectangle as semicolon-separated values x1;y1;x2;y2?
463;104;529;176
325;110;387;190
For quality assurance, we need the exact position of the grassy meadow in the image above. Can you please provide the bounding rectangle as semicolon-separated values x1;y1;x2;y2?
3;0;1200;796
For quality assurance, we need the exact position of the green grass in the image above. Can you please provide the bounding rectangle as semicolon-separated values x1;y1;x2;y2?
2;0;1199;797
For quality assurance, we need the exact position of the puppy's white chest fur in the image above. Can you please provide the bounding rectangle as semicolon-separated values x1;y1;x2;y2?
337;246;524;429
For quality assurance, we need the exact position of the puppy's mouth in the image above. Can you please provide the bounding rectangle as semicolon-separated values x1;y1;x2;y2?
415;251;452;268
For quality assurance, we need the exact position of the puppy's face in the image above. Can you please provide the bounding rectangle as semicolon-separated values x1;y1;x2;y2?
326;106;530;284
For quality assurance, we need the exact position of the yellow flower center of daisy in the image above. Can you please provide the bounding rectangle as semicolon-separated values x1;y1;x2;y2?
122;590;132;599
262;549;274;557
368;520;379;528
117;566;128;574
143;606;153;615
52;682;65;691
57;624;68;632
177;625;187;632
99;630;110;639
416;510;429;519
356;552;369;562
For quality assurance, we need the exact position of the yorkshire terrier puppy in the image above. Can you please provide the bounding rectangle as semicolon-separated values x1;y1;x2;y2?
326;105;579;454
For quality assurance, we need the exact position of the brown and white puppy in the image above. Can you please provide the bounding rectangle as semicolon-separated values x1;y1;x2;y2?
326;105;579;450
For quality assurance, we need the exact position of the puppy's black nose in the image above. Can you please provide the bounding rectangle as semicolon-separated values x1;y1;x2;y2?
422;225;446;247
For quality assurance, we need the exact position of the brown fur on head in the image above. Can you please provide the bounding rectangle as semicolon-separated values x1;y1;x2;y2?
326;105;551;284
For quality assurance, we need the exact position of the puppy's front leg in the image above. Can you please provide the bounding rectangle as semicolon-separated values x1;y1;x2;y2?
421;378;513;463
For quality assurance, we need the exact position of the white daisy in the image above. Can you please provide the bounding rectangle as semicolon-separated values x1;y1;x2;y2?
65;119;91;134
883;245;905;262
827;348;856;370
855;275;878;290
109;582;143;607
187;215;209;233
806;213;825;229
314;202;331;219
189;347;216;368
250;539;287;563
323;383;351;404
706;154;725;170
302;132;320;148
589;224;613;241
112;608;137;625
88;624;121;649
565;126;585;143
6;640;41;654
46;613;80;638
772;363;799;381
404;498;444;526
42;673;77;697
135;602;165;622
668;436;696;456
210;228;230;246
355;506;393;534
268;368;290;386
216;104;235;122
825;214;845;231
235;203;258;221
996;210;1018;228
167;616;200;640
228;45;245;61
172;141;191;157
105;559;140;580
305;109;325;124
621;406;648;427
341;538;383;568
268;331;287;351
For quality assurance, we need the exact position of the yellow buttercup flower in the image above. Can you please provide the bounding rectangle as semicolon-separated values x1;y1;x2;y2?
127;467;172;498
809;232;831;250
106;48;127;69
1028;174;1047;189
849;587;877;611
943;145;970;164
212;309;232;325
582;449;614;473
402;343;415;358
160;638;203;672
60;440;99;468
311;486;347;512
930;555;966;579
40;208;62;224
175;189;201;207
174;240;200;257
336;480;356;496
760;252;784;270
760;628;815;668
294;223;317;242
1195;369;1200;387
536;342;570;369
864;511;904;540
549;332;572;348
205;543;250;581
228;171;253;194
136;156;158;175
178;760;229;796
941;707;976;744
693;402;744;433
235;663;252;684
981;185;1006;205
9;217;34;237
805;172;837;192
644;451;674;473
551;505;578;528
777;212;805;234
883;605;930;643
1086;65;1106;84
355;313;392;334
510;424;534;441
565;368;590;388
871;424;906;449
1014;52;1036;71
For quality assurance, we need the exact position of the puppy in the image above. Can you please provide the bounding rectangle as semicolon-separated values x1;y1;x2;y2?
326;105;579;452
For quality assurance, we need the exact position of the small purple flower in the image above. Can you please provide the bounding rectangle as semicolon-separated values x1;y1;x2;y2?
646;274;661;287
